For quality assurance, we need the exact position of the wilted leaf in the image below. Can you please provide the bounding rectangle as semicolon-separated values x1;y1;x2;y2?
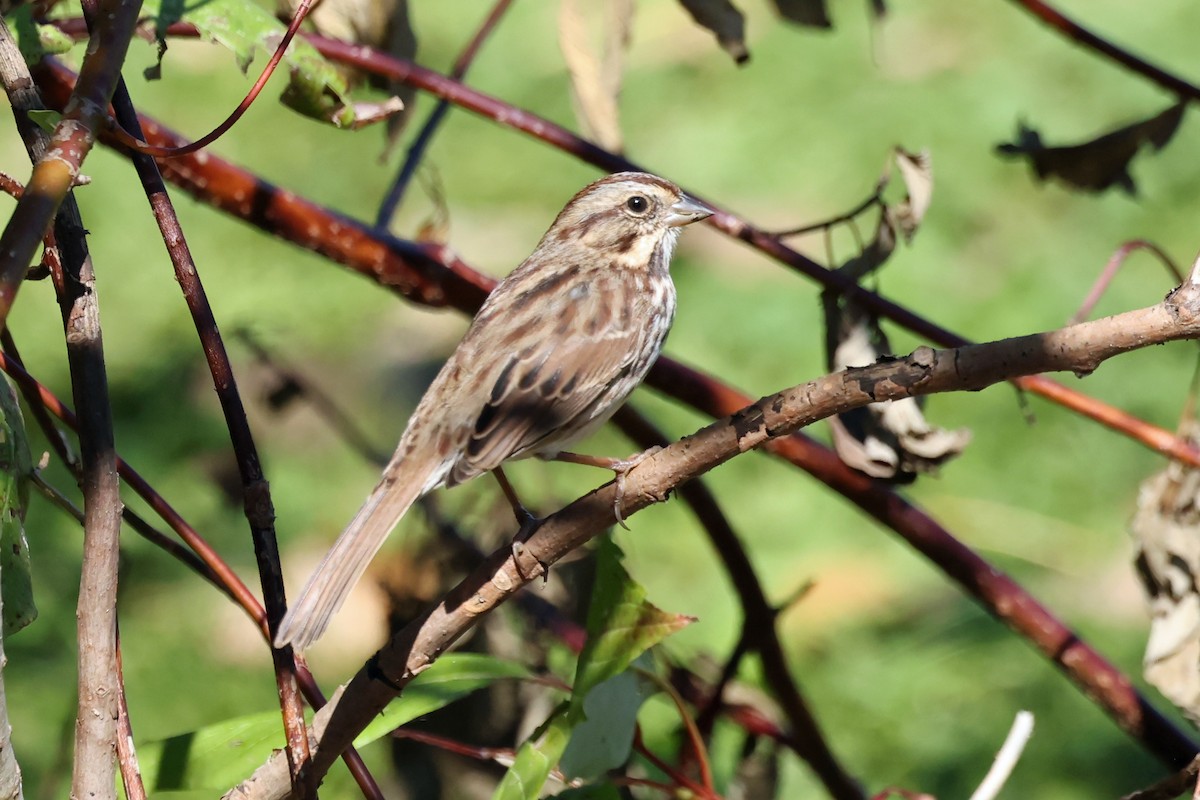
0;377;33;637
677;0;749;64
772;0;831;28
141;0;367;127
892;148;932;241
559;0;633;152
997;102;1186;195
1133;419;1200;724
824;218;970;481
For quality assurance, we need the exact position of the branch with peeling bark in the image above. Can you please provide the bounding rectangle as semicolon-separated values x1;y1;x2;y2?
230;281;1200;798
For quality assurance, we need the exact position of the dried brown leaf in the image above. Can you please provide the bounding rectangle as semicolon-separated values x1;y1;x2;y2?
822;216;970;481
997;102;1186;195
892;148;931;241
678;0;749;64
772;0;831;29
559;0;633;152
1133;419;1200;724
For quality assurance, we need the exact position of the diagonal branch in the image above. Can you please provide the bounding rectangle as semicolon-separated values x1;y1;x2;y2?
1007;0;1200;101
36;42;1200;471
30;61;1195;771
229;284;1200;798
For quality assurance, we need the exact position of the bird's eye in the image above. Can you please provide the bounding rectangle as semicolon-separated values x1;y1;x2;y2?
626;195;650;214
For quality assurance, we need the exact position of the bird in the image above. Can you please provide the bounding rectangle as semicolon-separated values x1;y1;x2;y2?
274;172;712;650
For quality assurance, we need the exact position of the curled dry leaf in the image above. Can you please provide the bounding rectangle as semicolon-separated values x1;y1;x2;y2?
559;0;634;153
772;0;831;29
677;0;750;64
892;147;932;241
823;218;970;482
276;0;415;142
997;102;1187;195
1133;418;1200;724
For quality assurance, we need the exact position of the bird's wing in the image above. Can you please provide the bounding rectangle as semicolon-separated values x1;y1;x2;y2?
446;270;650;485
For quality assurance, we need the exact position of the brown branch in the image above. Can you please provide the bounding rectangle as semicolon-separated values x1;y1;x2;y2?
0;0;143;329
1121;753;1200;800
1007;0;1200;102
230;285;1200;798
0;15;130;798
103;72;317;795
114;629;147;800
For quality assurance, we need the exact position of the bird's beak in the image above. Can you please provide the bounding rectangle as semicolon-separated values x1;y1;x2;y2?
665;195;714;227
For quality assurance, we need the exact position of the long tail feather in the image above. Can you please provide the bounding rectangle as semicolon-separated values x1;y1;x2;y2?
274;465;426;650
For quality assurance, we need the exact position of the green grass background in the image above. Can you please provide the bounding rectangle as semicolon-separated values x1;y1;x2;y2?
4;0;1200;796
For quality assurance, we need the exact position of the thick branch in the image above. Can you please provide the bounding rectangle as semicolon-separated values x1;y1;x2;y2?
230;285;1200;798
0;18;125;800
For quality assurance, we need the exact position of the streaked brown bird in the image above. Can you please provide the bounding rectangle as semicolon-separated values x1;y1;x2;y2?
275;172;711;650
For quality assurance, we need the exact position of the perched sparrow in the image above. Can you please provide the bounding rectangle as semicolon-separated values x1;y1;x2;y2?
274;172;712;650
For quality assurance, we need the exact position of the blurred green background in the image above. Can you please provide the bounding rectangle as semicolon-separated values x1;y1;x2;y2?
4;0;1200;796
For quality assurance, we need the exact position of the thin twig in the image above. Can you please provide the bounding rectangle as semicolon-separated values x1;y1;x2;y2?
1070;240;1184;325
634;667;716;795
236;330;390;467
967;711;1034;800
114;629;148;800
375;0;515;227
103;68;317;796
105;0;318;158
1007;0;1200;101
1122;754;1200;800
772;182;885;238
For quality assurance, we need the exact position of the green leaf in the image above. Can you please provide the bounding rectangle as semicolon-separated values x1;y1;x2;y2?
492;540;691;798
0;376;35;637
559;660;654;779
493;706;573;800
6;5;75;63
26;109;62;134
574;538;692;700
138;710;282;791
139;0;357;126
354;653;531;747
136;654;527;790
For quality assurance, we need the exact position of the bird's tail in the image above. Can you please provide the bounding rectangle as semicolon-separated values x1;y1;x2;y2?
274;463;427;651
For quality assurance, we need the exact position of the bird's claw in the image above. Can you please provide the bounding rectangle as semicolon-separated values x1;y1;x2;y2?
609;446;662;529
